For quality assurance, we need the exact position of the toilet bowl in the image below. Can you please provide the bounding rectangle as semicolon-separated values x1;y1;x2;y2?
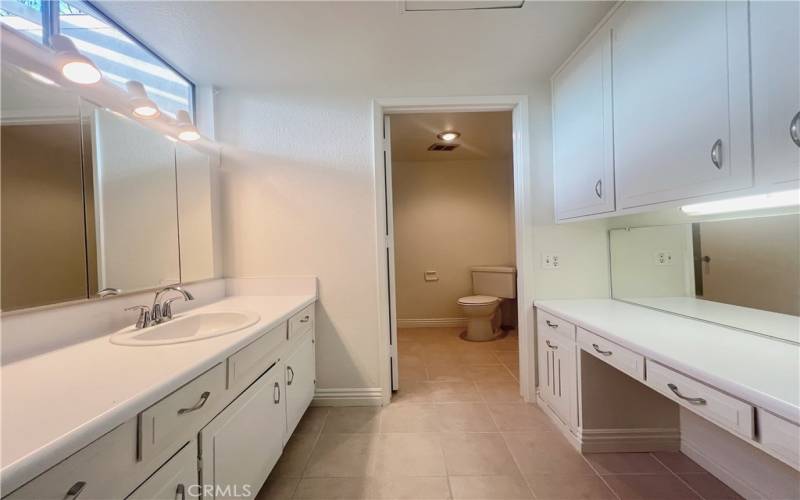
457;266;516;342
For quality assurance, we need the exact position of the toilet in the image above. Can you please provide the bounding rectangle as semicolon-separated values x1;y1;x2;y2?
457;266;517;341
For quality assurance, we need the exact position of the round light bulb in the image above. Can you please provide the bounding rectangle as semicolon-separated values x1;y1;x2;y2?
437;131;460;142
133;105;159;118
61;60;101;84
178;129;200;142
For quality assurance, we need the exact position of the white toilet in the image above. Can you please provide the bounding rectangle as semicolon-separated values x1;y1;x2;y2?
457;266;517;341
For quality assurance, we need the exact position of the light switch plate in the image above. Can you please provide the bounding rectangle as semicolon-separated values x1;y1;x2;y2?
424;270;439;281
542;254;560;269
654;251;673;266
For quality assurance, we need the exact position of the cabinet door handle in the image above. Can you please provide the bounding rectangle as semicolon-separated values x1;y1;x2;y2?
274;382;281;403
287;366;294;385
594;179;602;199
791;111;800;148
175;484;186;500
667;383;706;405
592;343;612;356
710;139;723;169
545;320;558;328
299;315;310;323
65;481;86;500
178;391;210;415
545;340;558;350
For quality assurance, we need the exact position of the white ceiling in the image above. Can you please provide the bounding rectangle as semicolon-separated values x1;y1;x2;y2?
390;111;512;162
95;1;613;91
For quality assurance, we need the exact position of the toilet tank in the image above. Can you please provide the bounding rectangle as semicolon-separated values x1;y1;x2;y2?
471;266;517;299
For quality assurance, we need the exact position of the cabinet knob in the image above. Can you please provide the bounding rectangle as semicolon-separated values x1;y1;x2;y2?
545;320;559;329
65;481;86;500
667;383;706;405
545;340;558;350
791;111;800;148
592;343;613;356
710;139;723;169
287;365;295;385
177;391;210;415
594;179;602;199
274;382;281;403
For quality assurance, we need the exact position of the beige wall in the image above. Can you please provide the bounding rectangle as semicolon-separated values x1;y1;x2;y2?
392;159;515;320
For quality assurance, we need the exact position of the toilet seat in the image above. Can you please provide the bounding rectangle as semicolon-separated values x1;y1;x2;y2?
457;295;500;306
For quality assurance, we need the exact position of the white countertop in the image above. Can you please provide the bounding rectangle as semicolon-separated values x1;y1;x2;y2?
534;299;800;425
0;294;316;493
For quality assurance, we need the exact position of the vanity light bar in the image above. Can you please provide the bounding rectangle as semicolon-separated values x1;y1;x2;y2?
680;189;800;215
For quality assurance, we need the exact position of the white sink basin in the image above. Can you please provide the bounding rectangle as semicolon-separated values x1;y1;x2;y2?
110;310;261;346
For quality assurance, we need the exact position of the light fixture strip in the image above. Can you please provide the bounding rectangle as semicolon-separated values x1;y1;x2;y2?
680;189;800;215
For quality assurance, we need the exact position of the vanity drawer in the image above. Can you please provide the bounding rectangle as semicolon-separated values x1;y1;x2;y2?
646;361;754;439
758;410;800;470
127;440;198;499
5;420;137;499
227;323;285;391
537;310;576;342
288;304;314;340
139;363;226;462
578;328;645;381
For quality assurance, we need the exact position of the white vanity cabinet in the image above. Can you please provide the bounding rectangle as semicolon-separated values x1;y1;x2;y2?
612;1;752;209
537;311;577;429
552;25;615;219
751;0;800;186
127;441;198;500
199;364;285;500
284;329;316;440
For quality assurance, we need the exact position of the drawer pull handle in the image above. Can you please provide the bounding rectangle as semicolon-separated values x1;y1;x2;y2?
65;481;86;500
178;391;210;415
710;139;723;169
545;320;558;328
594;179;602;199
592;343;612;356
175;484;186;500
287;365;295;385
546;340;558;350
667;383;707;405
274;382;281;403
791;111;800;148
299;315;311;323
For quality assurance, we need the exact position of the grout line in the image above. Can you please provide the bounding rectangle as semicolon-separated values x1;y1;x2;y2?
581;454;623;500
650;452;707;500
297;408;330;480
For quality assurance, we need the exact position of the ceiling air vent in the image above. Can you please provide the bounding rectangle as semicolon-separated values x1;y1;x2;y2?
404;1;524;12
428;143;460;152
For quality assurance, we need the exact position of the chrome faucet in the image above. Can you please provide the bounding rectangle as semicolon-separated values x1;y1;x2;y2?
151;285;194;324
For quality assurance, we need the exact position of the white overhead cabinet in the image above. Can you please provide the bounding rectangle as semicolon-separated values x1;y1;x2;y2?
611;1;752;209
751;1;800;186
552;27;615;219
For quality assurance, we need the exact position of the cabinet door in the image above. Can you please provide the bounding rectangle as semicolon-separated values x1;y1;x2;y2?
199;366;285;500
552;27;615;220
538;328;574;425
127;441;197;500
613;1;752;208
751;1;800;185
285;330;316;440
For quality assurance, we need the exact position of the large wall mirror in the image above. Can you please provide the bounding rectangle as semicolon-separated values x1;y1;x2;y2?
1;61;220;312
609;213;800;343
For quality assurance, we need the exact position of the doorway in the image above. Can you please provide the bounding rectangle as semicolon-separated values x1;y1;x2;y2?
372;96;533;406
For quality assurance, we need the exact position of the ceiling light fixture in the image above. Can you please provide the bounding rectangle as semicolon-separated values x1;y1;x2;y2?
437;131;460;142
165;135;178;143
126;81;160;119
680;189;800;215
51;34;101;85
175;109;200;141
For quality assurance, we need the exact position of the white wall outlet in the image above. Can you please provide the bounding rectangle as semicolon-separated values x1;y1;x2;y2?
654;251;673;266
542;254;561;269
424;270;439;281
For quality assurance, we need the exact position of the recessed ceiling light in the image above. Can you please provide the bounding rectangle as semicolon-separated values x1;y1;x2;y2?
680;189;800;215
437;131;460;142
126;81;160;119
51;34;101;85
175;109;200;142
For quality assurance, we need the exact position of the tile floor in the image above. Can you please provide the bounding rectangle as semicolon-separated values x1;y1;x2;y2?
258;327;742;499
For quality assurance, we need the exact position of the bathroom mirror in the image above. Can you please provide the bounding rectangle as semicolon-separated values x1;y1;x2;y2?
609;213;800;343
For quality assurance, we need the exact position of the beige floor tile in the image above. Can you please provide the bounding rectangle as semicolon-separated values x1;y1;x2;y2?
398;364;429;383
295;407;330;435
427;363;473;382
380;404;441;433
525;473;616;500
585;453;669;475
488;403;551;432
303;433;377;477
436;402;498;432
441;432;519;476
255;473;299;499
603;474;702;499
456;349;504;365
503;432;595;476
466;365;516;383
449;475;533;499
323;407;382;433
428;381;483;403
293;477;373;499
651;452;705;474
476;382;522;403
493;351;520;366
679;473;743;500
368;476;451;499
392;381;434;404
272;432;319;477
492;332;520;352
373;433;447;477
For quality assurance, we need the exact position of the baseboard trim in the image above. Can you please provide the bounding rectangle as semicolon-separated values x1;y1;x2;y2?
681;438;763;500
579;427;680;453
397;318;467;328
312;388;384;407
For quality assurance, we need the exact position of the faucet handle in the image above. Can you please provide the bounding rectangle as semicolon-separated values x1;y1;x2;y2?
162;297;183;321
125;305;151;329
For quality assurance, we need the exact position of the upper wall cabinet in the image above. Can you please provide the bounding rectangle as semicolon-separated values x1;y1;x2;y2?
751;1;800;186
612;1;752;209
552;26;615;219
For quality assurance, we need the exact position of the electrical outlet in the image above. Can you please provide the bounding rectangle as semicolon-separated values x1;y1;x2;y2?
542;254;561;269
654;251;673;266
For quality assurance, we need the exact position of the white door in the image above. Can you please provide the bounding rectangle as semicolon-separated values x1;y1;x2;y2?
285;331;316;439
127;441;198;500
199;366;285;500
751;1;800;186
383;115;400;391
553;26;615;220
612;1;752;209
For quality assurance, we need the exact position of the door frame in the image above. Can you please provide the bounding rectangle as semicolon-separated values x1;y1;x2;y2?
371;95;533;405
